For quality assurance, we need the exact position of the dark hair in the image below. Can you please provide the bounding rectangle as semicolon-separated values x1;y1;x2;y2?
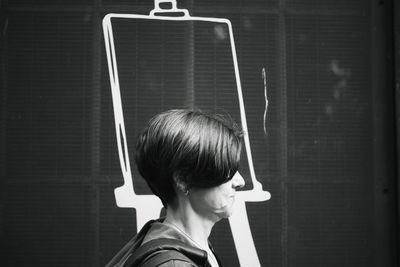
134;109;242;207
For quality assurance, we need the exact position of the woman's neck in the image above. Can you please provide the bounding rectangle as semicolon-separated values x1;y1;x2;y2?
164;200;216;249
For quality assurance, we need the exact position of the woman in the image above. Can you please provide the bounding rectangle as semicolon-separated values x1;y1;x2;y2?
107;109;245;267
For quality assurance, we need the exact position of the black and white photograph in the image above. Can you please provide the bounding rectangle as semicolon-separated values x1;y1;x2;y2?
0;0;398;266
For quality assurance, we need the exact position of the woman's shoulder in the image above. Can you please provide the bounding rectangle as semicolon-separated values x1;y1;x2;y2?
141;250;201;267
118;240;211;267
134;238;208;267
107;219;210;267
157;259;199;267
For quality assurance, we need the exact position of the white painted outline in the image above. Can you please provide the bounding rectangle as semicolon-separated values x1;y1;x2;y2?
103;3;271;266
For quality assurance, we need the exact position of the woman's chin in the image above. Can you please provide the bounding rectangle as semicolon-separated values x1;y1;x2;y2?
214;206;235;220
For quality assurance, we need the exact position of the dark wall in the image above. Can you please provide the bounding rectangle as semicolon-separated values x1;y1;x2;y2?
0;0;397;266
394;0;400;263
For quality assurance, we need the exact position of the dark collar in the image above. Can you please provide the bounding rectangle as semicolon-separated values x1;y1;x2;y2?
107;218;222;267
132;218;210;266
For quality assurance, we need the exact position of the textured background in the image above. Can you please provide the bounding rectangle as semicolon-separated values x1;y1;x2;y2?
0;0;398;266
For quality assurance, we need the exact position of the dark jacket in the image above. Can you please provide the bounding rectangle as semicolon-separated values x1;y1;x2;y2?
106;218;221;267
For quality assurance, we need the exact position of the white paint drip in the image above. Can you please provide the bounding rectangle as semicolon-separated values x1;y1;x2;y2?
262;67;268;136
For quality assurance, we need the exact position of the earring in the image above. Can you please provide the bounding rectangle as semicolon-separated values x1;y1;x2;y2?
184;189;189;196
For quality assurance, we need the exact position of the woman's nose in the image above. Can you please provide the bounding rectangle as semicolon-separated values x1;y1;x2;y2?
232;171;245;189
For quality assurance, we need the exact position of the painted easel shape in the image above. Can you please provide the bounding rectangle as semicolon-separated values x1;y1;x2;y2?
102;1;271;266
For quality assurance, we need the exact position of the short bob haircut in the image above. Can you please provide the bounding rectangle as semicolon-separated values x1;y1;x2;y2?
134;109;243;207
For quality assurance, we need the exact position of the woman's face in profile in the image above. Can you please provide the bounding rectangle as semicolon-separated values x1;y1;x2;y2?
188;172;245;221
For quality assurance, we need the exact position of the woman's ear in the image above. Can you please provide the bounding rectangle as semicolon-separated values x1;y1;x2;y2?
173;173;189;195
